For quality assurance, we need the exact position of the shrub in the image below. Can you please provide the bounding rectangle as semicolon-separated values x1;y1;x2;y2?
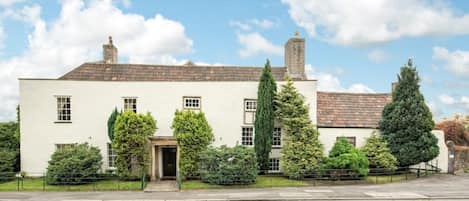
275;77;323;179
46;143;102;185
113;111;156;177
199;145;257;185
0;149;17;182
360;132;397;170
172;110;213;180
325;137;369;178
107;108;121;141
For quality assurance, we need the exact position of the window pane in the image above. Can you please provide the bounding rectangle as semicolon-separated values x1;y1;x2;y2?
269;158;280;171
273;127;281;146
57;96;71;121
241;127;253;146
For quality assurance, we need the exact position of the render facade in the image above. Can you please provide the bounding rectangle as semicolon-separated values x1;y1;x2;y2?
19;35;448;179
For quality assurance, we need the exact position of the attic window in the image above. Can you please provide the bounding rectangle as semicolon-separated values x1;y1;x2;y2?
183;97;201;110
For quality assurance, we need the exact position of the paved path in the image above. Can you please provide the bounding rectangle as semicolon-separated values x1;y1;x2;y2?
1;174;468;201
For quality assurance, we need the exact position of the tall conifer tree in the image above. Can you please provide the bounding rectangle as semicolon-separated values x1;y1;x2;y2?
275;77;323;179
254;59;277;172
379;59;439;167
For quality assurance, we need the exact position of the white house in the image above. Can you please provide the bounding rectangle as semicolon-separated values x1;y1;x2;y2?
19;35;448;179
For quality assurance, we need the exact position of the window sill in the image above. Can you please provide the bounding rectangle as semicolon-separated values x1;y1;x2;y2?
272;146;282;149
54;121;72;124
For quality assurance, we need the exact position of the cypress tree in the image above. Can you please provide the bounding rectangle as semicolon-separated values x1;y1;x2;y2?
379;59;439;167
107;108;120;141
254;59;277;173
275;77;323;179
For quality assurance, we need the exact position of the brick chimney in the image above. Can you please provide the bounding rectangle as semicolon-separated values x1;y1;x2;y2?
285;32;306;80
103;36;118;64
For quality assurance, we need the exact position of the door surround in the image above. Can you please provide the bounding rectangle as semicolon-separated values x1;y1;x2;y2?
149;136;178;181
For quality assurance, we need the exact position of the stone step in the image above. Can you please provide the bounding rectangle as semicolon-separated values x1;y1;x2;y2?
144;180;179;192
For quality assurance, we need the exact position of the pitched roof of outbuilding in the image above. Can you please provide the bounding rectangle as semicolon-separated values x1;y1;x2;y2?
317;92;392;128
59;63;289;81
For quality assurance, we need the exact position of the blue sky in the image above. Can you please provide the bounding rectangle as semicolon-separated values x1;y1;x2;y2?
0;0;468;121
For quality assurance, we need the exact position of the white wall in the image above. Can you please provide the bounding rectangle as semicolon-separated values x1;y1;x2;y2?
19;79;317;175
318;128;449;173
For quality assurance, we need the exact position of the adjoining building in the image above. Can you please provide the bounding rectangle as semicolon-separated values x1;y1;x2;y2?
19;35;448;179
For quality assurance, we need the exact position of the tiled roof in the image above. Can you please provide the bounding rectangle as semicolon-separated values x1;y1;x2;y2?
317;92;392;128
59;63;289;81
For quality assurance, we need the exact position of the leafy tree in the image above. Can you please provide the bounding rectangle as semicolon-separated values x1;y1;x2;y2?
325;137;369;177
379;59;439;167
199;145;257;185
113;111;157;177
0;122;18;151
172;110;213;179
254;59;277;172
360;132;397;170
107;108;121;141
46;143;102;184
435;120;468;145
275;77;323;179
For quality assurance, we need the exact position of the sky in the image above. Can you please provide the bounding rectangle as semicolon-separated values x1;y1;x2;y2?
0;0;468;122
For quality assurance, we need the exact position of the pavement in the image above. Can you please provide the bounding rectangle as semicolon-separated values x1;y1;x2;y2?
1;173;469;201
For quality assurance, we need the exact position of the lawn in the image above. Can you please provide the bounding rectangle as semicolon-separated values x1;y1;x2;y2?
0;178;142;191
182;175;309;190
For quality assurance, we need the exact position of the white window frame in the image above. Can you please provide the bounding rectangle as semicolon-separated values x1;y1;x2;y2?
123;97;137;113
107;143;117;169
183;96;201;110
241;127;254;146
272;127;282;147
243;99;257;124
269;158;280;172
56;96;71;122
244;99;257;112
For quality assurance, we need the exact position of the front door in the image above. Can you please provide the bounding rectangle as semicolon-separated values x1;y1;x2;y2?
162;147;177;178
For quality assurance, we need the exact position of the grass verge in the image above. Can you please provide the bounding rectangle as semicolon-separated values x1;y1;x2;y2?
182;175;309;190
0;178;141;191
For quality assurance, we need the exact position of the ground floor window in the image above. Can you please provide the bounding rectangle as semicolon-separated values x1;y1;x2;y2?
269;158;280;172
241;127;253;146
107;143;117;168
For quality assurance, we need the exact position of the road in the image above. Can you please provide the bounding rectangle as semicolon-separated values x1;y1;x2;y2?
0;173;468;201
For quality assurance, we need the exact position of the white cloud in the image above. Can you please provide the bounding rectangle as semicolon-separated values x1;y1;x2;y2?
121;0;131;8
367;49;389;63
427;101;443;120
306;64;375;93
229;21;251;31
0;0;24;7
0;0;193;121
282;0;469;46
432;46;469;77
439;94;456;105
249;19;274;29
230;18;275;31
439;94;469;111
237;32;282;58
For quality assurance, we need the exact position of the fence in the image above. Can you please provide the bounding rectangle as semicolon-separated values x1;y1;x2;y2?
0;172;147;191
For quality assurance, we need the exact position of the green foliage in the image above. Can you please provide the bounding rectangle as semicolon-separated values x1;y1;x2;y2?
46;143;102;185
435;120;468;145
113;111;157;177
275;77;323;179
172;110;213;179
325;137;369;177
199;145;258;185
0;121;19;173
379;59;439;167
107;108;121;141
360;132;397;170
254;59;277;172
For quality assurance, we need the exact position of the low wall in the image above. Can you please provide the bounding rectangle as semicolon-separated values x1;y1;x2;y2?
454;145;469;172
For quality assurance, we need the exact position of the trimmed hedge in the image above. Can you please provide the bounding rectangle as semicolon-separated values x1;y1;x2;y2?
0;149;17;182
46;143;103;185
199;145;258;185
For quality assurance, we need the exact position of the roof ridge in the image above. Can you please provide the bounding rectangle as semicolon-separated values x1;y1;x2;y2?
82;62;287;69
317;91;391;95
